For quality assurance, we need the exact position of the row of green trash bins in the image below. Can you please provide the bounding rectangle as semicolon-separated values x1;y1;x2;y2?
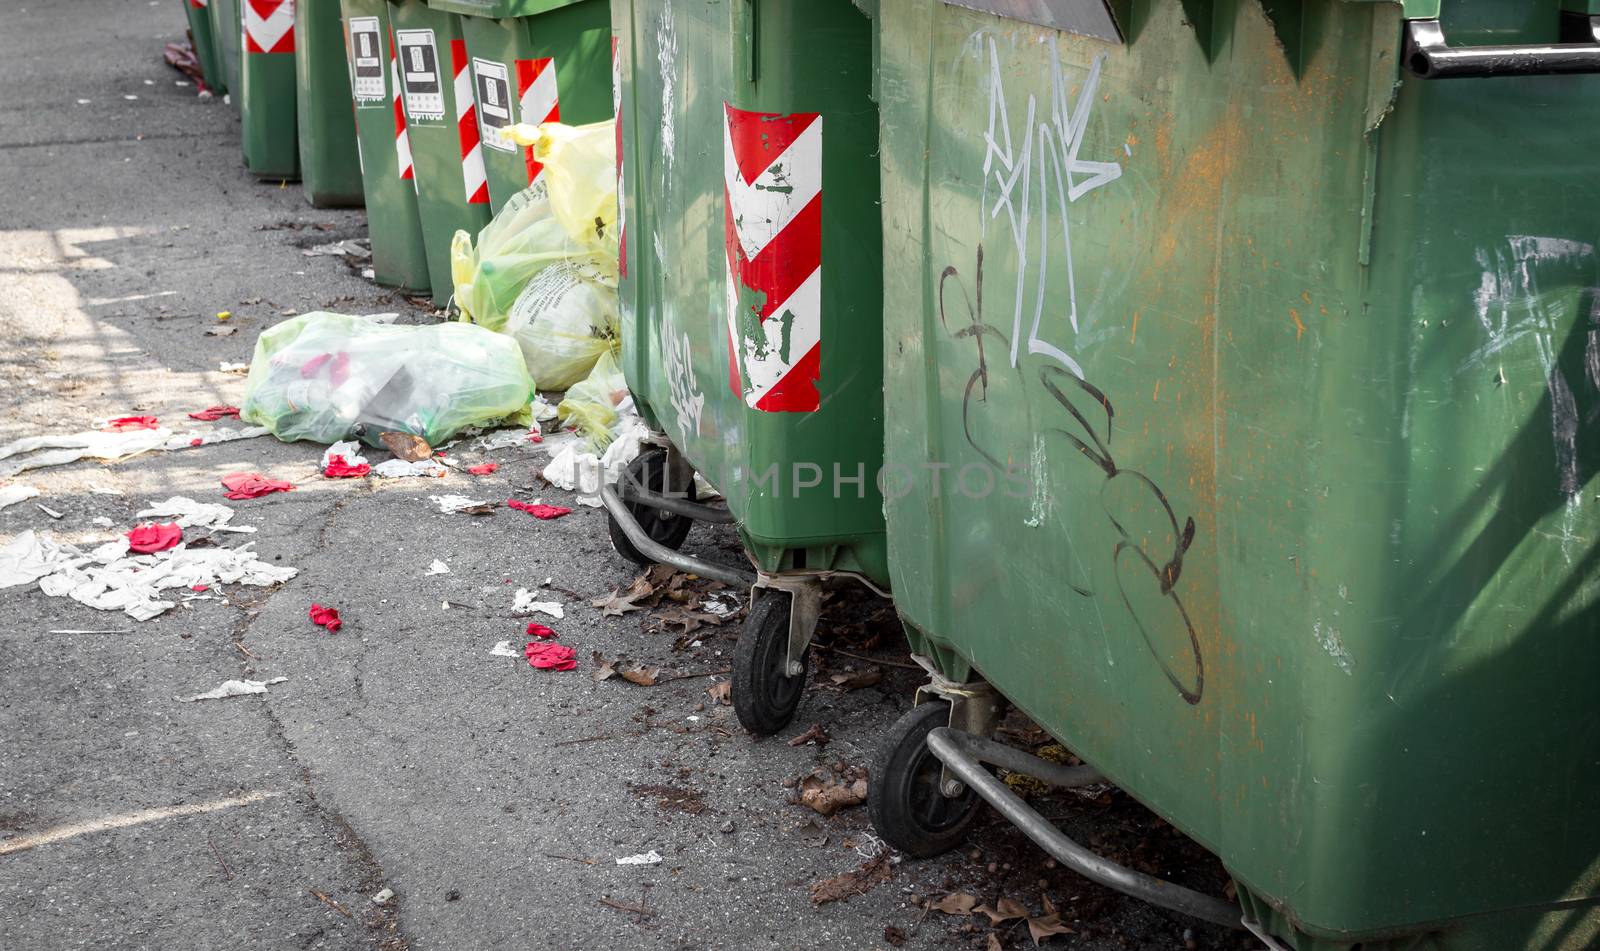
176;0;611;308
599;1;1600;949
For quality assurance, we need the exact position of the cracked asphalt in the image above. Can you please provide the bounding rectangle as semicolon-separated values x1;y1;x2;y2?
0;3;1249;950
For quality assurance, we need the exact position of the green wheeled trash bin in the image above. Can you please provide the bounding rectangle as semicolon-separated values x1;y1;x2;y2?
179;0;226;94
608;0;888;736
866;1;1600;949
296;0;365;206
240;0;300;178
341;0;432;291
423;0;611;213
387;0;491;307
210;0;243;100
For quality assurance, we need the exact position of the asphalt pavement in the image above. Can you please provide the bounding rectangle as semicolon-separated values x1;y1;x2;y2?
0;3;1249;949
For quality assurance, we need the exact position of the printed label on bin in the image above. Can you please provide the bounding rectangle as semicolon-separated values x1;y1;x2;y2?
396;29;445;123
348;17;385;104
472;58;515;153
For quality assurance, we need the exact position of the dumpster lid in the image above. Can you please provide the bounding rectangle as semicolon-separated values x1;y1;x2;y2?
943;0;1124;42
424;0;595;18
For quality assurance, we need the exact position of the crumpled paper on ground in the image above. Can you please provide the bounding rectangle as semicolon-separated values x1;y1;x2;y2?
512;588;563;618
374;458;446;479
539;417;648;508
0;426;269;477
0;530;297;621
0;484;40;510
176;677;287;702
136;496;255;533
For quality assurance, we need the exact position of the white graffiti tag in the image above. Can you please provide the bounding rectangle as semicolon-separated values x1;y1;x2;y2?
981;35;1122;378
665;328;704;441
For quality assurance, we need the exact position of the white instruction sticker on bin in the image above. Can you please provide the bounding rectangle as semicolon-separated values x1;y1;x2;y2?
396;28;445;122
473;58;515;153
348;16;385;104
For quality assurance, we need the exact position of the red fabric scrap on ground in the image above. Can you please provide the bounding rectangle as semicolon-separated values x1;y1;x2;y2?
187;405;241;421
527;432;543;443
525;642;576;670
221;472;294;500
103;416;159;432
322;455;371;478
467;463;498;476
190;438;203;447
191;584;209;592
309;604;342;632
507;499;571;520
126;522;182;553
526;623;557;640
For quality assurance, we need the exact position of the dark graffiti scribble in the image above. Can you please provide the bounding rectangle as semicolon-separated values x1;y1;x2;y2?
940;244;1204;705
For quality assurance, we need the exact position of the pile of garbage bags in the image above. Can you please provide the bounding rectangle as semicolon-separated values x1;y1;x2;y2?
240;313;533;448
452;120;625;446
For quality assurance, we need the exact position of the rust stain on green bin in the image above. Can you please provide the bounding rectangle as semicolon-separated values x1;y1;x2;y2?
878;0;1600;947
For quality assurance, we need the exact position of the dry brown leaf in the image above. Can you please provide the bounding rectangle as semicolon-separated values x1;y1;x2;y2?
986;934;1003;951
797;818;829;848
787;723;831;749
829;667;884;690
928;892;979;915
621;665;661;687
591;576;654;617
975;897;1029;926
706;681;731;705
808;852;891;906
380;431;432;462
1026;913;1073;945
799;774;868;816
653;604;720;634
458;502;498;515
591;651;661;686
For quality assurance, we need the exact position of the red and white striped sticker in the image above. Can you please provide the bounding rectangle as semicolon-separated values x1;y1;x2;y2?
612;36;625;279
243;0;294;55
452;39;489;205
723;105;822;413
515;57;559;185
389;30;414;186
190;0;209;9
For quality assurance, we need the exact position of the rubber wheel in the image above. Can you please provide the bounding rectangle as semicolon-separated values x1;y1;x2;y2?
607;448;697;566
868;701;984;858
733;589;808;735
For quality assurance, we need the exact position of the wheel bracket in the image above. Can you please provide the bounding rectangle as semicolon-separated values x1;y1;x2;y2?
751;572;823;675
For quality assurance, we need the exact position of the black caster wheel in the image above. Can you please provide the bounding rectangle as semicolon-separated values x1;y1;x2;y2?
869;701;984;857
607;448;697;566
733;589;808;735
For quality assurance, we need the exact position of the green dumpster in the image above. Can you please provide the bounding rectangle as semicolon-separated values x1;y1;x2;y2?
341;0;432;291
240;0;300;179
424;0;611;213
607;0;887;735
866;1;1600;948
210;0;242;100
179;0;225;94
388;0;491;307
296;0;365;206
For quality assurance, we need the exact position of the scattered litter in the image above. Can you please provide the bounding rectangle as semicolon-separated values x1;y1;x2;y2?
222;472;293;500
431;494;495;514
706;681;731;705
303;239;372;260
2;530;296;620
35;503;63;520
136;496;253;532
467;463;498;475
101;416;160;432
829;667;884;691
788;723;831;749
541;415;647;507
799;771;869;817
126;523;183;554
374;457;447;478
239;312;534;449
322;443;371;479
220;362;248;374
489;640;519;657
206;326;237;337
216;311;232;321
309;604;343;632
0;484;41;510
372;888;395;905
526;642;577;670
176;677;288;703
512;588;563;618
91;516;114;528
614;850;663;867
425;559;450;576
507;499;571;520
0;424;269;477
188;406;241;421
89;484;123;496
526;622;556;639
471;428;539;453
